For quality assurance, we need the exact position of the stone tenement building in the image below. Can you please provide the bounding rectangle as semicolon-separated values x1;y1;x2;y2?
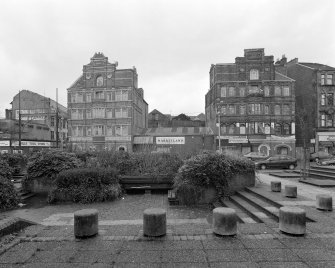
205;48;295;157
67;52;148;152
285;59;335;154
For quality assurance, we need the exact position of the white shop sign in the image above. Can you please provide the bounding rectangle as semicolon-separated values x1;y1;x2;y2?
156;137;185;144
12;141;51;147
0;140;10;146
229;138;248;144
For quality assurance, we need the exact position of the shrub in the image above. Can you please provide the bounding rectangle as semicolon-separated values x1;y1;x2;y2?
48;168;121;204
0;158;13;180
0;153;27;174
174;152;255;198
26;149;83;180
0;176;19;210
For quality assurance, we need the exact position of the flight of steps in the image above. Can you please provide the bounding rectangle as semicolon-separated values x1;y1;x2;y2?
212;187;314;224
12;172;35;201
306;166;335;180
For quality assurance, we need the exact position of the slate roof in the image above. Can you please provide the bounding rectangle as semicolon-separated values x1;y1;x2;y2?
275;72;295;81
299;62;335;71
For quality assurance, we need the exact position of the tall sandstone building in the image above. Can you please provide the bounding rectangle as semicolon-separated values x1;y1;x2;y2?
205;48;296;157
67;53;148;152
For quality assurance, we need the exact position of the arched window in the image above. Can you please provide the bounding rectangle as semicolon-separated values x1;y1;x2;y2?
250;69;259;80
240;124;246;134
274;105;281;115
228;87;235;97
96;76;104;87
228;124;235;134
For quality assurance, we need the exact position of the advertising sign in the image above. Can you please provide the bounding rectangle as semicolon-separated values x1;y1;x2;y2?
156;137;185;144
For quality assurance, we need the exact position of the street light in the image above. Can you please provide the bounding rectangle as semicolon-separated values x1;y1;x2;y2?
216;102;222;153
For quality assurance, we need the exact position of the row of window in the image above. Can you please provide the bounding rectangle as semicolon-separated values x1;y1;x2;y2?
220;122;292;135
321;74;333;85
321;93;335;106
217;103;292;115
50;132;67;141
219;85;291;98
69;90;129;103
70;107;131;120
50;117;67;128
71;125;130;137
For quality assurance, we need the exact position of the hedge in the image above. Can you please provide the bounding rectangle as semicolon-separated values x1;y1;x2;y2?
48;168;121;204
0;176;19;210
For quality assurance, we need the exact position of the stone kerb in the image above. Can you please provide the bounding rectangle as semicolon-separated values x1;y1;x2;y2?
284;185;297;198
316;194;333;211
279;206;306;235
271;181;281;192
74;209;99;238
212;207;237;236
143;208;166;237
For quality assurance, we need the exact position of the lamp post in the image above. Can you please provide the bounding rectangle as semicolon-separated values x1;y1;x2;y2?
216;104;222;153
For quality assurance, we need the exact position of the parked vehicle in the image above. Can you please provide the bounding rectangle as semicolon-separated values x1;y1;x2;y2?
254;155;297;170
319;157;335;166
310;151;332;163
243;152;268;161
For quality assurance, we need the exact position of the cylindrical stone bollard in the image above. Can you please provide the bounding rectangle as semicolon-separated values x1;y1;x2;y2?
143;208;166;237
316;194;333;211
74;209;98;238
285;185;297;198
271;181;281;192
279;206;305;235
213;207;237;236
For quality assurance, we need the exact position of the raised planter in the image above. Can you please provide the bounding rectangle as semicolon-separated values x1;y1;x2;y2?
176;172;255;205
23;176;56;194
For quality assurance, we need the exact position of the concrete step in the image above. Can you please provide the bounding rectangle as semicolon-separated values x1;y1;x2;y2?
219;198;256;224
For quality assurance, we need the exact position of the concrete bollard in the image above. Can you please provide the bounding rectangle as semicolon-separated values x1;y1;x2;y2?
74;209;99;238
285;185;297;198
213;207;237;236
316;194;333;211
271;181;281;192
279;206;305;235
143;208;166;237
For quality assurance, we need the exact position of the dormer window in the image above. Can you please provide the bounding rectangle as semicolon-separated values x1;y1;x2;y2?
250;69;259;80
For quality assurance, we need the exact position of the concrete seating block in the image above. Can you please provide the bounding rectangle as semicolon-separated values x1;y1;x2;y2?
279;206;305;235
271;181;281;192
213;207;237;236
284;185;297;198
143;208;166;237
316;194;333;211
74;209;98;238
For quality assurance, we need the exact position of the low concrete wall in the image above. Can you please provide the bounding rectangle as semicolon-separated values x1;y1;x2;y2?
23;177;55;194
229;172;255;192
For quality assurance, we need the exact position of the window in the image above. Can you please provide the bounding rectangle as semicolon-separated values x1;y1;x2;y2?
254;122;264;134
240;105;246;115
249;104;261;114
321;93;326;106
283;87;290;96
96;76;103;87
228;87;235;97
283;124;290;135
327;114;333;127
221;125;227;134
250;69;259;80
106;109;113;118
321;74;325;85
283;104;290;115
86;93;91;102
77;93;83;103
93;108;105;118
274;105;281;115
106;126;113;136
77;126;83;136
264;105;270;114
275;123;281;135
50;116;55;127
221;86;227;97
264;86;270;97
255;104;261;114
86;109;92;119
264;124;271;134
240;124;246;134
228;124;235;134
327;93;334;106
327;74;333;85
71;109;83;119
249;122;255;134
115;125;129;136
95;91;104;100
220;106;227;115
93;125;105;136
116;108;129;118
239;87;245;97
274;86;281;96
86;126;92;136
249;86;260;95
51;131;54;140
321;113;326;127
228;105;235;114
116;90;128;101
70;94;76;103
106;92;112;101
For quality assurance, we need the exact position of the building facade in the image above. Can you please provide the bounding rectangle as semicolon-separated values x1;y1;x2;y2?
9;90;68;150
205;48;296;157
67;52;148;152
285;59;335;153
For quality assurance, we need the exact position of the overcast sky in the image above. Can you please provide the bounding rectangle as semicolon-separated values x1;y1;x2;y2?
0;0;334;117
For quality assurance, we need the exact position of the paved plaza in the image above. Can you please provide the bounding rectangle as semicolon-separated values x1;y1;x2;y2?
1;172;335;267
